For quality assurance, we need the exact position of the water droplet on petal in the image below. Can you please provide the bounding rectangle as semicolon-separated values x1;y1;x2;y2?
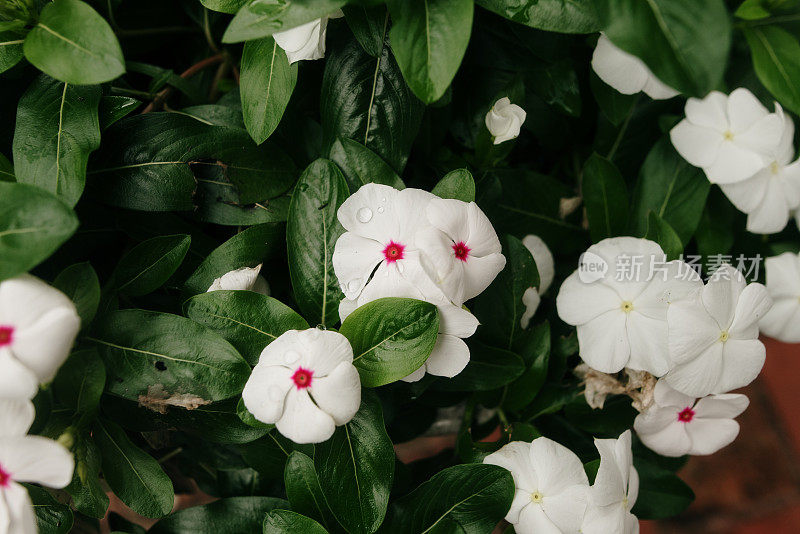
381;197;386;202
377;206;385;213
284;350;300;365
315;324;327;331
357;207;373;223
269;385;284;401
347;279;361;292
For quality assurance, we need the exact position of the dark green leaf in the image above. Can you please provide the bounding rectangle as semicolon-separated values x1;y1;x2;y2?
25;484;74;534
237;397;275;430
263;510;327;534
201;0;249;14
0;153;13;182
631;459;694;519
223;0;348;43
65;433;109;518
645;211;683;261
23;0;124;84
284;452;337;531
329;137;405;192
150;497;289;533
344;4;388;57
0;31;24;73
315;390;393;534
53;262;100;326
0;182;78;281
160;398;270;444
503;321;551;411
53;348;105;414
437;342;524;391
565;395;637;437
431;168;475;202
476;0;600;33
114;234;191;296
590;72;637;126
583;153;628;242
744;25;800;116
99;95;140;130
13;74;101;207
340;297;439;387
287;159;349;326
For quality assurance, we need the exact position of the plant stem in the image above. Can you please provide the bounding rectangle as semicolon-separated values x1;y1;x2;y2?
141;54;224;113
607;95;640;162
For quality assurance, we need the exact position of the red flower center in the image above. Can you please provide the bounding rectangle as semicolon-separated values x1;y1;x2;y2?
452;241;471;262
0;463;11;487
291;367;314;389
0;326;13;347
677;407;695;423
383;241;405;263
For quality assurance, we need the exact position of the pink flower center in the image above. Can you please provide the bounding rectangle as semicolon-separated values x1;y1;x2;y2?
383;241;405;263
677;407;695;423
292;367;314;389
0;463;11;487
452;241;471;262
0;325;13;347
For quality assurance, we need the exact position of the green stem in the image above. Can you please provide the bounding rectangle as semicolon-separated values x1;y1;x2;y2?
607;95;640;162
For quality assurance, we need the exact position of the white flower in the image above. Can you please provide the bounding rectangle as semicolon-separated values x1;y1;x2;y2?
670;88;785;184
556;237;701;376
520;235;554;329
416;198;506;306
0;275;80;399
273;11;342;64
207;264;269;295
0;398;74;534
760;252;800;343
333;183;436;301
634;379;748;457
665;264;771;397
719;110;800;234
591;34;678;100
485;97;526;144
242;328;360;444
582;430;639;534
483;438;590;534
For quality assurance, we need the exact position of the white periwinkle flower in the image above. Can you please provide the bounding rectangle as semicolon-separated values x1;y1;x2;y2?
0;275;80;400
556;237;701;376
242;329;360;444
719;110;800;234
483;438;589;534
591;34;678;100
485;97;526;144
417;198;506;306
520;234;554;329
634;379;748;457
670;88;785;184
0;399;74;534
760;252;800;343
582;430;639;534
273;11;342;64
207;264;269;295
665;264;771;397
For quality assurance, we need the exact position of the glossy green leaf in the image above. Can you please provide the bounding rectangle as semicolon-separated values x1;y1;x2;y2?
0;154;13;182
0;31;24;73
284;452;337;530
315;390;393;534
91;309;251;403
150;497;289;533
583;153;628;242
329;137;405;192
184;290;310;366
237;397;275;430
344;4;388;57
64;433;109;518
159;398;270;444
26;484;74;534
437;342;525;391
263;510;327;534
597;0;731;96
201;0;249;14
13;74;101;207
340;297;439;387
645;211;683;261
241;37;297;144
476;0;600;33
223;0;348;43
503;321;551;411
287;159;349;326
0;182;78;281
114;234;191;296
94;419;175;518
745;25;800;116
381;464;515;533
432;168;475;202
53;262;100;326
23;0;124;84
99;95;140;130
387;0;473;103
632;459;694;519
53;348;105;414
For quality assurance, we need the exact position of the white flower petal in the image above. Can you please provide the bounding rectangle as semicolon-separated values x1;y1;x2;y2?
274;18;326;63
727;88;770;133
653;378;695;408
464;202;503;257
460;253;506;304
556;272;620;326
694;393;749;419
745;182;792;234
0;482;37;534
338;297;359;323
684;91;728;130
276;389;336;444
484;441;538;492
522;235;555;294
0;350;38;400
641;75;679;100
729;283;772;337
0;275;75;331
11;306;80;383
506;490;532;524
591;35;648;95
400;365;426;383
625;311;670;376
0;436;74;488
715;339;765;393
635;414;691;457
515;503;563;534
337;183;403;242
665;342;724;397
520;287;541;330
309;361;361;425
702;265;746;329
207;265;262;292
582;503;627;534
591;437;626;507
438;304;479;338
576;310;630;373
530;438;588;495
332;232;384;300
485;98;526;143
760;298;800;342
719;170;770;214
0;400;34;437
425;198;471;248
765;252;800;297
241;364;293;424
667;297;722;365
669;121;723;168
425;334;470;378
542;484;589;532
704;141;769;184
735;113;784;157
685;419;740;455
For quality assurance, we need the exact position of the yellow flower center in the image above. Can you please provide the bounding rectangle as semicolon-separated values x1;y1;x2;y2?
723;130;734;141
621;301;634;313
770;161;781;174
530;491;543;503
719;330;729;342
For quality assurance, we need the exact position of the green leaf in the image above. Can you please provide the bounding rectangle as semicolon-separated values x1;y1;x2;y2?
630;138;710;245
321;36;424;174
315;390;394;534
241;37;297;144
381;464;515;533
0;153;14;182
596;0;731;97
184;290;310;366
53;262;100;327
645;211;683;261
53;348;105;414
329;137;405;192
744;25;800;116
150;497;289;533
590;72;637;126
94;419;175;518
0;31;24;73
184;223;284;296
13;74;101;207
223;0;348;43
160;398;270;444
25;484;74;534
735;0;771;19
632;459;694;519
263;510;327;534
91;309;251;404
340;297;439;387
284;452;337;531
287;159;349;326
437;342;525;391
0;182;78;281
201;0;249;14
476;0;600;33
23;0;124;84
503;321;551;411
387;0;473;103
344;4;388;57
65;433;109;518
114;234;191;296
582;153;629;242
237;397;275;430
431;168;475;202
99;95;141;130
